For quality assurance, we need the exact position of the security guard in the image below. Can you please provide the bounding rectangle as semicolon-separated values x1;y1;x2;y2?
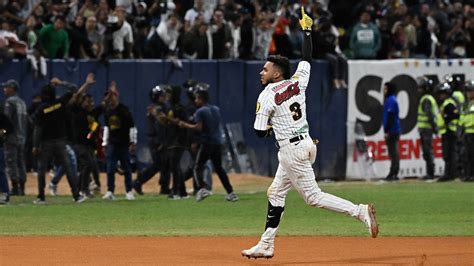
444;74;466;177
416;76;440;180
460;80;474;182
444;74;466;117
435;82;459;182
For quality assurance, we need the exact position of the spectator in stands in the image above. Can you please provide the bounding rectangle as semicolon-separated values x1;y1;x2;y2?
181;15;212;59
349;10;381;59
18;16;47;77
238;9;254;59
228;12;242;59
413;15;432;58
446;17;469;58
253;18;275;60
467;16;474;58
39;15;69;59
210;9;232;59
131;2;149;59
377;17;391;59
1;0;26;27
313;16;348;89
85;16;103;59
288;14;304;59
30;3;49;28
0;19;27;59
145;13;180;58
184;0;212;32
78;0;96;18
69;15;96;59
95;8;108;35
111;6;133;59
272;11;293;59
390;20;408;58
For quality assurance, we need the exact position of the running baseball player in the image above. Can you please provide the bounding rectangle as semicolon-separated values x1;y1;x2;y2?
241;7;379;259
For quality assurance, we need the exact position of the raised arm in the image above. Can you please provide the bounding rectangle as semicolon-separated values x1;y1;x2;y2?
299;7;313;63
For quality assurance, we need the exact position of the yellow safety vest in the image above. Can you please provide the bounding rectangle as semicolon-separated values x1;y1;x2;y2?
439;98;459;134
417;95;440;130
452;91;466;111
461;100;474;134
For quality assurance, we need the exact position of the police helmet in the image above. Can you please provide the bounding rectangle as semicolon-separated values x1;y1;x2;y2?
465;80;474;92
434;82;452;95
149;85;166;103
194;82;210;93
416;76;435;92
443;74;463;89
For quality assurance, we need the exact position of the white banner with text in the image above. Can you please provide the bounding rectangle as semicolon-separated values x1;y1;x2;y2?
346;59;474;179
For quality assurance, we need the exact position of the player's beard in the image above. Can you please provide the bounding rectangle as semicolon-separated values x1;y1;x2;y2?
261;78;272;88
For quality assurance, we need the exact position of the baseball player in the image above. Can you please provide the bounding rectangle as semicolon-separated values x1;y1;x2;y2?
241;8;379;259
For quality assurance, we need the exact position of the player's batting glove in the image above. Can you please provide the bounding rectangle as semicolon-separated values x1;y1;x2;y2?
299;7;313;31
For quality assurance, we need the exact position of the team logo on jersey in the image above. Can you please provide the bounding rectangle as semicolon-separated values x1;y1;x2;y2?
256;102;261;113
274;81;300;105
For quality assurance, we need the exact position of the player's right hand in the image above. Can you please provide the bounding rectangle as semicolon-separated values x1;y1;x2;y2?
299;7;313;31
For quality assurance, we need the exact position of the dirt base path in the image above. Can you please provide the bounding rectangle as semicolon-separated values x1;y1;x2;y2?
1;237;472;265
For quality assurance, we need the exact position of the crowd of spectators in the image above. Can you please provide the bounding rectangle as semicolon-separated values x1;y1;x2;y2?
0;0;473;66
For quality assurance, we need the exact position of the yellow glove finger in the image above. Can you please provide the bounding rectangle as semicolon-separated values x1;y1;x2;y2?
301;6;305;17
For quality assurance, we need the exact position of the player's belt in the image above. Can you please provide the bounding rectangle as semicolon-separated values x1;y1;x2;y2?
276;134;308;148
289;135;306;143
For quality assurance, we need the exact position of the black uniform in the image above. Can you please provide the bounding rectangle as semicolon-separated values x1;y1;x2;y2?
72;103;103;195
32;86;80;202
162;101;188;198
133;102;168;194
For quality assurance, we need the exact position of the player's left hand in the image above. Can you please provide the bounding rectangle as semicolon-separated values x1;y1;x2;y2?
265;125;274;137
299;7;313;31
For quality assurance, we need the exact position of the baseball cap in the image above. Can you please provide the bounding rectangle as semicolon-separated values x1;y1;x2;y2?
1;79;19;90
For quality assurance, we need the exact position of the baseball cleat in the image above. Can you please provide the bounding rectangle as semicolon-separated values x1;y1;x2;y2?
366;204;379;238
241;242;274;259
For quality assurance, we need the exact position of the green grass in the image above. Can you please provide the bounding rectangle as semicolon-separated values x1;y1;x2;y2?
0;182;472;236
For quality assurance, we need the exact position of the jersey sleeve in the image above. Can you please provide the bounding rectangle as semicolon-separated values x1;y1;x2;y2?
253;91;274;131
291;61;311;90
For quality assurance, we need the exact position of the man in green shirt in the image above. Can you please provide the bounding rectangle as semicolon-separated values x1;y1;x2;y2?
39;16;69;59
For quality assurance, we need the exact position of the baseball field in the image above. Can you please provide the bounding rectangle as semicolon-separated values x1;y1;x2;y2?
0;173;473;265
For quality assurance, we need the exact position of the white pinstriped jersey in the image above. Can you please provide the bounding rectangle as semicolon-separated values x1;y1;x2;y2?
254;61;311;141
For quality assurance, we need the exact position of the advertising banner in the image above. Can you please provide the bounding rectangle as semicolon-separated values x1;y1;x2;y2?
347;59;474;179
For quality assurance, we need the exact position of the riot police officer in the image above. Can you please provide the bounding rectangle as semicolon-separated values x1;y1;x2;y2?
133;85;169;195
435;82;460;182
416;76;440;180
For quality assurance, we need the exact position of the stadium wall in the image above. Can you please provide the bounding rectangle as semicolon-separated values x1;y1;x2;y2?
0;59;347;178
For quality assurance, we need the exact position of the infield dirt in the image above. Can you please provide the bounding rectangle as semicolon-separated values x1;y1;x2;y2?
1;236;473;265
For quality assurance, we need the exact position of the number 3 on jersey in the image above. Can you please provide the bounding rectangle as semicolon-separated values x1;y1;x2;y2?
289;102;302;121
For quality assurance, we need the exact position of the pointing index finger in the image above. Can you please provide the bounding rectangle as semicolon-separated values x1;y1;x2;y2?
301;6;305;17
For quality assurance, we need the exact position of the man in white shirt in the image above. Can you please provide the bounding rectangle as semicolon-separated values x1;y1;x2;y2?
112;6;133;58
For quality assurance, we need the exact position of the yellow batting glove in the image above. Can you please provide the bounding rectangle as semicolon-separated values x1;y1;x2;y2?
299;7;313;31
